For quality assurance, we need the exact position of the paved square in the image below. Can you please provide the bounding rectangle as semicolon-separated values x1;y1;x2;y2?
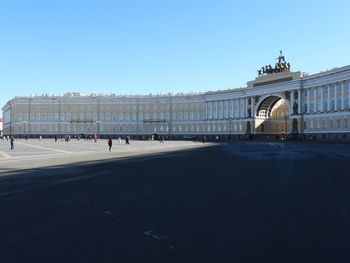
0;140;350;263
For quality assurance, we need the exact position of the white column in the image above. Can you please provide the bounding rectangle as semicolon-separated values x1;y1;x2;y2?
290;91;294;115
297;90;301;114
205;101;208;120
222;100;225;119
327;85;331;112
213;100;216;119
341;82;345;110
226;100;229;119
231;99;234;118
313;88;317;113
307;89;310;113
334;84;338;111
348;82;350;110
251;97;255;117
216;101;219;119
210;101;213;119
245;97;248;118
320;86;324;112
235;99;239;118
237;99;242;118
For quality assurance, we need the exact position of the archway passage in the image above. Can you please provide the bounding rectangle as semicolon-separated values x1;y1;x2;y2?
255;96;289;138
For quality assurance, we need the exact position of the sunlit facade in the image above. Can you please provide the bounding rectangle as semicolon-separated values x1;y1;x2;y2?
2;65;350;140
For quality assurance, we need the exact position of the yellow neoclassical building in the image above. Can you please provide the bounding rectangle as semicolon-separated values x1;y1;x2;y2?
2;57;350;140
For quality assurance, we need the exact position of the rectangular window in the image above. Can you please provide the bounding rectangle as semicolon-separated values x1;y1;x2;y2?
337;119;341;129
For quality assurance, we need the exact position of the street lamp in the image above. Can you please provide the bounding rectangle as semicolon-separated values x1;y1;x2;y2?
22;121;28;139
228;118;233;140
96;120;101;139
282;112;288;140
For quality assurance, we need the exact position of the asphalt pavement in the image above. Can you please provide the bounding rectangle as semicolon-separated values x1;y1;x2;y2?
0;140;350;263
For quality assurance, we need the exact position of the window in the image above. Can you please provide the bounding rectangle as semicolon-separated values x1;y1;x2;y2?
337;119;341;129
345;119;348;129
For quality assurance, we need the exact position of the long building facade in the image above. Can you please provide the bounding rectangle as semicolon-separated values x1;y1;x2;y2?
2;63;350;140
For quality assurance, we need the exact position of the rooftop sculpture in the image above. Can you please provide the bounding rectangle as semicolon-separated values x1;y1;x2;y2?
257;51;291;76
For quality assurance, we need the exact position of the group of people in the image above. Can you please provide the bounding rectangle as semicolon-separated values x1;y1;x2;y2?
107;136;131;151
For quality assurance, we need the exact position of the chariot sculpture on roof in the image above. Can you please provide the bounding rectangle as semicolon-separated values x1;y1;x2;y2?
257;50;291;77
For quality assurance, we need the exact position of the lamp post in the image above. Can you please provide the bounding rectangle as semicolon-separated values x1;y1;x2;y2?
228;118;233;140
282;113;288;140
22;121;28;139
96;120;101;139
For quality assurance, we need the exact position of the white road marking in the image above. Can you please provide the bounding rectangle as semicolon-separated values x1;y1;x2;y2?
0;151;11;158
16;141;71;154
143;230;168;240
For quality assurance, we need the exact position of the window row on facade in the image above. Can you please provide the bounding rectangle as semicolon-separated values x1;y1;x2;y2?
16;111;205;123
13;121;247;134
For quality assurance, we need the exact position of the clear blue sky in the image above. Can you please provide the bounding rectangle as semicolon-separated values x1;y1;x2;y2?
1;0;349;114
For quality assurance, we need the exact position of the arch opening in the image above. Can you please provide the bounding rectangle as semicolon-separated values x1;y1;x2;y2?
255;95;289;139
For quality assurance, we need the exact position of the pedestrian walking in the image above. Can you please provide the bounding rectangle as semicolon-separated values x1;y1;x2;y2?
108;137;112;151
10;136;14;150
118;137;122;144
125;136;130;144
54;135;57;142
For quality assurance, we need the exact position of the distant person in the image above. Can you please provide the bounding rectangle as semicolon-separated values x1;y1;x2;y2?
108;138;112;151
54;135;57;142
118;137;122;144
39;135;42;141
125;136;130;144
94;134;97;143
10;136;14;150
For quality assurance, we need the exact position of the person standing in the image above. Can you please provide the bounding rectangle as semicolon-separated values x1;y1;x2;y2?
108;137;112;151
10;136;14;150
